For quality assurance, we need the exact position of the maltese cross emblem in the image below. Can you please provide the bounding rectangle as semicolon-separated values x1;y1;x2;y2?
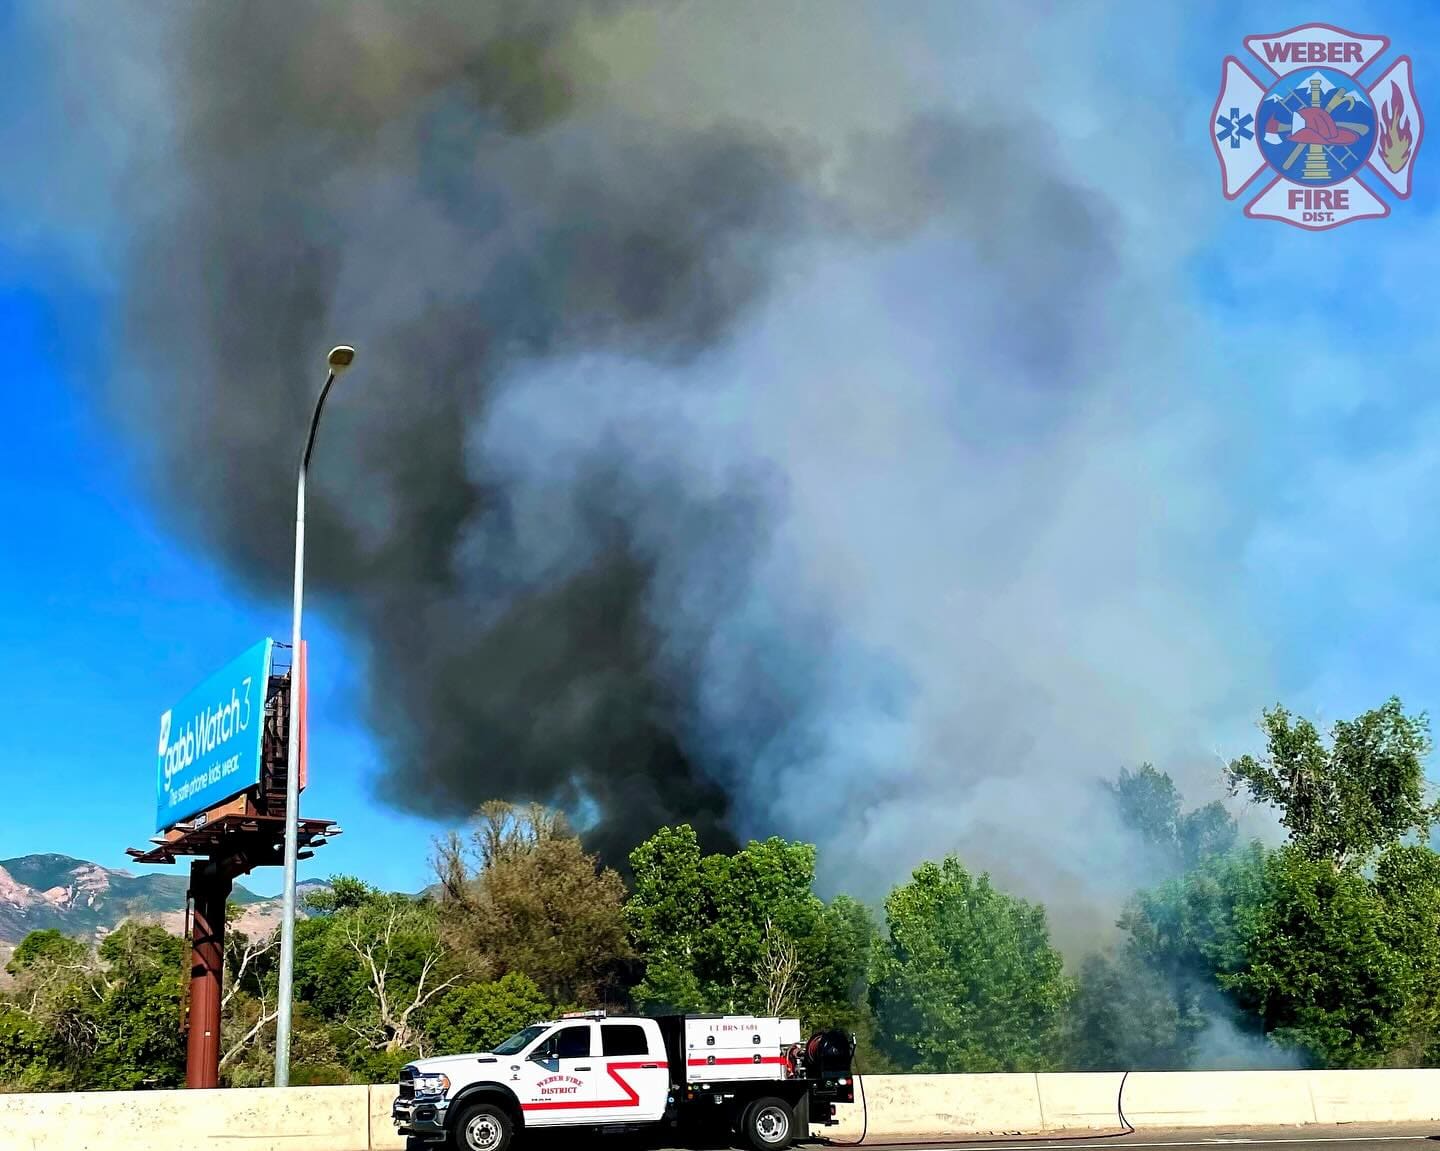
1211;23;1421;230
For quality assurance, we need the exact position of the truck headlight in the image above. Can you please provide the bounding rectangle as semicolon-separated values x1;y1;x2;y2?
412;1073;451;1099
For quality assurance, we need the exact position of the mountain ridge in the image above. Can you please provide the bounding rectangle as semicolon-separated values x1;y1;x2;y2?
0;853;325;950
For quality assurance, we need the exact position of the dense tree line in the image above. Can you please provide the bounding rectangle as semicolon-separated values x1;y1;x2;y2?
2;697;1437;1089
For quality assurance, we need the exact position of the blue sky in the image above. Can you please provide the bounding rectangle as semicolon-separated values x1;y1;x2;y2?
0;2;1437;898
0;261;443;892
1191;2;1440;728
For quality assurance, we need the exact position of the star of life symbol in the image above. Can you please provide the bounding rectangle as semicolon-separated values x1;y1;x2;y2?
1211;23;1422;229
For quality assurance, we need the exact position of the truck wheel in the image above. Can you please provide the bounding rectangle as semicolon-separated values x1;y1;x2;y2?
449;1102;513;1151
741;1097;794;1150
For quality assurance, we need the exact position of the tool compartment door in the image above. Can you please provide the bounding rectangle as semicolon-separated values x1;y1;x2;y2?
685;1016;792;1084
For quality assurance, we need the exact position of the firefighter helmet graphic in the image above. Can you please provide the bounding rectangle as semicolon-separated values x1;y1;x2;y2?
1211;23;1422;229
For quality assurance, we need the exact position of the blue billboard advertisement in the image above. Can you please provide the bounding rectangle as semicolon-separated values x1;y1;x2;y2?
155;638;274;832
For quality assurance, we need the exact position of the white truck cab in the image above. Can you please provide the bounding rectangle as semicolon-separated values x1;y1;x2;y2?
392;1011;856;1151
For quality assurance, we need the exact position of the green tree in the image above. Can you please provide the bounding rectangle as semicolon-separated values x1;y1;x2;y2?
0;927;103;1087
869;856;1071;1073
1;922;190;1090
293;884;376;1023
6;929;89;975
805;895;878;1031
1064;950;1194;1070
304;875;373;914
1116;836;1440;1069
1194;698;1440;1066
435;802;631;1006
1227;698;1436;865
426;972;554;1055
1219;846;1407;1066
1120;843;1267;1002
626;825;874;1032
1107;764;1238;875
88;923;186;1089
0;1005;61;1091
289;878;458;1080
625;825;707;1011
1113;841;1270;1067
1373;844;1440;1063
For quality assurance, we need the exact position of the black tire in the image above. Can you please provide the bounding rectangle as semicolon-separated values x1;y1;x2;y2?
449;1102;514;1151
741;1096;795;1151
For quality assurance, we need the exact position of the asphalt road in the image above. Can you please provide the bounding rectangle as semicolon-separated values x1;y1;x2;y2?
620;1123;1440;1151
388;1123;1440;1151
743;1124;1440;1151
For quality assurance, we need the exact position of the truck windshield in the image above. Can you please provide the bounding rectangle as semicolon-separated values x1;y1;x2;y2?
492;1025;549;1056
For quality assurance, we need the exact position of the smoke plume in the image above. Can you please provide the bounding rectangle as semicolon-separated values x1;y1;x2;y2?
11;1;1264;931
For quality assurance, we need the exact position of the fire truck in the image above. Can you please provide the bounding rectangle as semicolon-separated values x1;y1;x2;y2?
391;1011;856;1151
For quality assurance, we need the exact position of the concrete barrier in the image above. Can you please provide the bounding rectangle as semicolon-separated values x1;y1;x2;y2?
825;1074;1047;1140
7;1068;1440;1149
368;1085;405;1151
828;1068;1440;1139
1033;1072;1128;1130
1309;1069;1440;1124
1119;1070;1318;1128
0;1084;371;1151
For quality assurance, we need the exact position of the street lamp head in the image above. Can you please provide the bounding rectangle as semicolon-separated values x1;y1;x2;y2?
327;345;356;374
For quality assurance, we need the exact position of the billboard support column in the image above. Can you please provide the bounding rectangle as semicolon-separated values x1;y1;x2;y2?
185;858;232;1090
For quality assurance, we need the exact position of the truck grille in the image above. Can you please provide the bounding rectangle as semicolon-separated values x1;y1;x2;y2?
398;1068;414;1100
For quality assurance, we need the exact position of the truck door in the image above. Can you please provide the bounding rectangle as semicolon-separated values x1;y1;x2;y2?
590;1020;668;1124
515;1023;597;1123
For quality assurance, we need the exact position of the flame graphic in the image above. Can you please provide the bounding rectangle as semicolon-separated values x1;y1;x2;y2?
1379;81;1414;173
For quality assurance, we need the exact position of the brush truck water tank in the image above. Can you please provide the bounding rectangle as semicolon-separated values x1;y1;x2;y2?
684;1015;802;1083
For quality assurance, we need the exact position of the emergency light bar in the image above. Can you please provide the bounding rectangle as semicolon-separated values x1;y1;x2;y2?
561;1010;607;1019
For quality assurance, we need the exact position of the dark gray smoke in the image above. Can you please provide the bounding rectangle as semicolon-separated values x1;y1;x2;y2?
14;0;1260;925
109;0;828;857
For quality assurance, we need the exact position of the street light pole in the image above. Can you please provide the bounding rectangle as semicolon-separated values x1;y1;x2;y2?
274;345;355;1087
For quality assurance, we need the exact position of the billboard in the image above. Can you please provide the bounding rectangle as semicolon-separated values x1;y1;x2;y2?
156;638;274;832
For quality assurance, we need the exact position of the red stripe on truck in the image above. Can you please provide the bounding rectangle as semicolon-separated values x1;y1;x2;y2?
520;1061;667;1112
